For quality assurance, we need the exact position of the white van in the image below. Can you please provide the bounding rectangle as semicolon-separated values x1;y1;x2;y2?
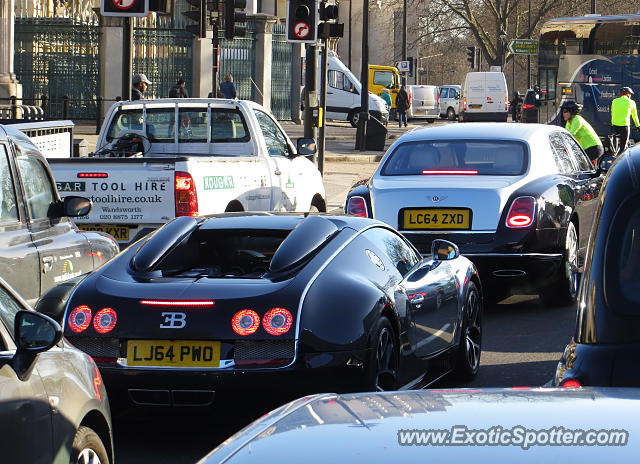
406;85;438;122
310;51;389;127
461;72;508;122
439;84;461;120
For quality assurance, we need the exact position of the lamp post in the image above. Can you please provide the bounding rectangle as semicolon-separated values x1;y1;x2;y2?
418;54;443;84
500;29;507;70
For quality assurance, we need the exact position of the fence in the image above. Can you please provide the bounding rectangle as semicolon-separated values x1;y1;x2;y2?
14;15;101;121
270;22;293;120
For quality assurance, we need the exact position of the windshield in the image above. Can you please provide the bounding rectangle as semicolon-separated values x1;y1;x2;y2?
381;140;528;176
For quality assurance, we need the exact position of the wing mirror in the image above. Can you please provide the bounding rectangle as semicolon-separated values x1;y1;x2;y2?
455;91;461;99
9;311;62;381
431;239;460;260
296;138;317;156
597;155;616;173
64;195;92;217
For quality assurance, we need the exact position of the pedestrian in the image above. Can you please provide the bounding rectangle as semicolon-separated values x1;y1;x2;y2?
131;73;151;100
611;86;640;153
381;88;392;111
169;78;189;98
219;74;237;99
396;85;410;128
510;91;523;122
561;101;604;163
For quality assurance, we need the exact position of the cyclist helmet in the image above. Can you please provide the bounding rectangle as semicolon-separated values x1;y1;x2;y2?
619;86;634;95
560;100;582;116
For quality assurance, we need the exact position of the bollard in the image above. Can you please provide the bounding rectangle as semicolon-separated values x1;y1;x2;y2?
96;96;103;135
10;96;17;119
62;95;69;119
41;95;48;119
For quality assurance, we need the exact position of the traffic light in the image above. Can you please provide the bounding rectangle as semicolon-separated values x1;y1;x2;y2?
225;0;247;40
183;0;215;38
318;1;343;39
286;0;318;43
467;46;476;69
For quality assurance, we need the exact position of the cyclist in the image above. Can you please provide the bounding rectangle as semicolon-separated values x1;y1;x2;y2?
561;101;603;163
611;86;640;154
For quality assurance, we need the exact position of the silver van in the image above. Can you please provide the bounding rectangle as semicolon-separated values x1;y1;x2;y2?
406;85;439;122
438;85;461;120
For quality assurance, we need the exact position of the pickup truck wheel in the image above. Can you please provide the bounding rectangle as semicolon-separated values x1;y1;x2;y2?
348;109;360;128
447;107;456;120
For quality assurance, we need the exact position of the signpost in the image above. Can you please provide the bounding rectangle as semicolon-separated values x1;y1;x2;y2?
507;39;539;55
101;0;149;16
396;60;410;72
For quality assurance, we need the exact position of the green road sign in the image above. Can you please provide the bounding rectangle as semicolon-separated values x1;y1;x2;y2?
508;39;539;55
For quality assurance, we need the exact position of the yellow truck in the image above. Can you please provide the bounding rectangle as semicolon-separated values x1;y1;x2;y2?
368;65;401;117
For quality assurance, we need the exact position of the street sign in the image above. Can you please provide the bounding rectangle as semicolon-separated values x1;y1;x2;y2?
508;39;539;55
294;22;311;38
396;60;410;72
101;0;149;16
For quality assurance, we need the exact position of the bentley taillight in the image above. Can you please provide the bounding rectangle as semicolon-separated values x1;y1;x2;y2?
232;310;260;336
68;305;92;333
506;196;536;228
93;307;117;334
175;171;198;217
262;308;293;336
521;103;534;110
346;196;368;217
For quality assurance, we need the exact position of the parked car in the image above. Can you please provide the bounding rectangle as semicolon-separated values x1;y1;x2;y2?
520;88;540;123
439;84;462;120
406;85;439;122
460;72;509;122
345;123;610;304
554;146;640;387
37;213;482;409
0;125;118;305
0;276;113;464
199;388;637;463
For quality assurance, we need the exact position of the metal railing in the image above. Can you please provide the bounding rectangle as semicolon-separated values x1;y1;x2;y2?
0;96;123;134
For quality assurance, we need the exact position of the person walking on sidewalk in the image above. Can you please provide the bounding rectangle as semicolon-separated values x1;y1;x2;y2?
561;101;603;163
169;78;189;98
611;86;639;153
396;86;410;128
131;73;151;100
219;74;237;99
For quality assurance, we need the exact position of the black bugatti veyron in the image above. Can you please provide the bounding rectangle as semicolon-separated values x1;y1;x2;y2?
37;213;483;408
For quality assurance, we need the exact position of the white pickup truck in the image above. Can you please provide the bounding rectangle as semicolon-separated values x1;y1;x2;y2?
49;99;326;247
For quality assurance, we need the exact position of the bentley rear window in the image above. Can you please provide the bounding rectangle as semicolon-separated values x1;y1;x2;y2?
381;140;527;176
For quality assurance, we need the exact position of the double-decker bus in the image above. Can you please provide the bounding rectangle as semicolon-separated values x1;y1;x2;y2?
537;14;640;139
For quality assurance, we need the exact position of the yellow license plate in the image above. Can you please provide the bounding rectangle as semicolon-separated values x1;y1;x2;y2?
469;104;482;109
403;208;471;230
127;340;221;367
78;224;129;242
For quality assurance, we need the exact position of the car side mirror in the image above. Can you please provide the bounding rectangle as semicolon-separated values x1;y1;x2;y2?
64;195;92;217
10;311;62;381
297;138;317;156
597;155;615;173
431;239;460;260
455;92;461;99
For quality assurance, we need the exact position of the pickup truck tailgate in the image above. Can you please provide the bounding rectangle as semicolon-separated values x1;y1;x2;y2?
50;158;175;245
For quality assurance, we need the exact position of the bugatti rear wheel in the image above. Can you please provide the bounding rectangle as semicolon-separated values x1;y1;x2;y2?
452;282;482;381
365;317;398;392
